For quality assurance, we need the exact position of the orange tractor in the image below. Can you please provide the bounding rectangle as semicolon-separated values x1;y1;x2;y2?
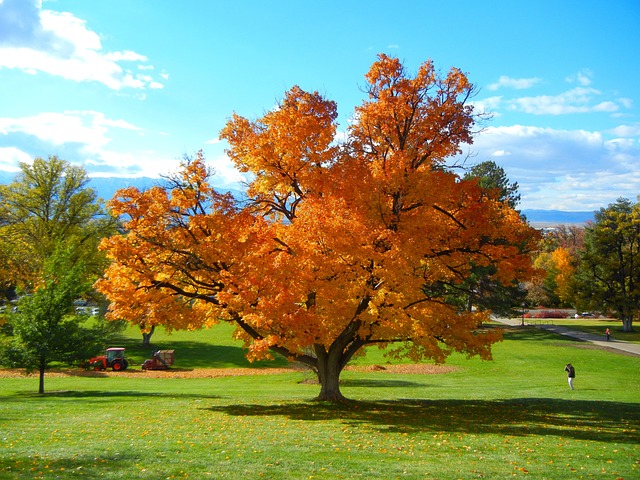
89;347;129;371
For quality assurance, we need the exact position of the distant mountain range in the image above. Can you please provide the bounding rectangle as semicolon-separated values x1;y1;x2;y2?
521;209;594;225
0;172;594;226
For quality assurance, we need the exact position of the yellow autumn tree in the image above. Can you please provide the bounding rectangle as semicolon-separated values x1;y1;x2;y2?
551;247;575;304
96;55;538;401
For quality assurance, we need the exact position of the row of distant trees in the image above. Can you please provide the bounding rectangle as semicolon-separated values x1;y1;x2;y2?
0;55;638;399
528;199;640;332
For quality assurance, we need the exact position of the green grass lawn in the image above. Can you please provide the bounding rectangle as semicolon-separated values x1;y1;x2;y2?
1;322;639;479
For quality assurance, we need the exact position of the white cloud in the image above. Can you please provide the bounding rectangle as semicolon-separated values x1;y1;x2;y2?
608;124;640;137
471;96;503;115
467;125;640;210
509;87;620;115
618;98;633;109
487;75;541;91
592;101;619;112
566;69;593;86
206;154;249;187
0;111;154;175
0;0;164;90
0;111;141;150
491;149;510;157
84;149;181;178
0;110;247;185
0;147;32;171
104;50;148;62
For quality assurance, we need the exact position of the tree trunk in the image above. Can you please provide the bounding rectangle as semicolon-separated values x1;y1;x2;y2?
314;346;347;402
142;325;155;346
621;317;633;332
38;356;46;395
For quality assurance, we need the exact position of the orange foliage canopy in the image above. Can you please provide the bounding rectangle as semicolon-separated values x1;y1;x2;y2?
96;55;538;401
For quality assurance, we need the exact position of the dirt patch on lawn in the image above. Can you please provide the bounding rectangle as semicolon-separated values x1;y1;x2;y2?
0;363;456;379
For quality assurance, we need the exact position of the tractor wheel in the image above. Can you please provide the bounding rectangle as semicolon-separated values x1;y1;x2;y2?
122;359;129;371
112;361;123;371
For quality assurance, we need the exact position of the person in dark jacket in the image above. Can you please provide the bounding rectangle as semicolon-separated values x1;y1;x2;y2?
564;363;575;390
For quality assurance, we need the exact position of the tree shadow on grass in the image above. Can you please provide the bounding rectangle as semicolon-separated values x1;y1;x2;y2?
5;390;222;401
341;378;424;388
0;451;140;479
204;397;640;444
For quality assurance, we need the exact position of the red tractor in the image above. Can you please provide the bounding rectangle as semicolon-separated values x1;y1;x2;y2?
89;347;129;371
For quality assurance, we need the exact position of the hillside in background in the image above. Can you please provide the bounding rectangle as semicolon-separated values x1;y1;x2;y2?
0;172;595;225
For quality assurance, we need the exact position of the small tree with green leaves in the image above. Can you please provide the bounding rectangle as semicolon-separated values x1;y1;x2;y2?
3;247;115;393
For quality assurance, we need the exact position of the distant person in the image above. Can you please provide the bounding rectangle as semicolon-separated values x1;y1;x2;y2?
605;328;611;341
564;363;575;390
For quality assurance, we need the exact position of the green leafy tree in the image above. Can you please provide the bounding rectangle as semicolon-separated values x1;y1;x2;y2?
0;157;118;391
464;160;521;210
435;160;534;317
0;156;114;291
3;247;110;393
575;198;640;331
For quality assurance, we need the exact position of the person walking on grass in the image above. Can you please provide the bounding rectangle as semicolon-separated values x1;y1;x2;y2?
564;363;575;390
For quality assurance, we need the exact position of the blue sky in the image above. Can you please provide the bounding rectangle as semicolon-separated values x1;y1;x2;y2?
0;0;638;211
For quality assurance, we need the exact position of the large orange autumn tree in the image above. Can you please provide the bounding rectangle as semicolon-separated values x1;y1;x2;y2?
96;55;538;401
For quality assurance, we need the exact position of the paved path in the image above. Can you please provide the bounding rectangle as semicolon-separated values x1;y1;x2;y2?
494;317;640;357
